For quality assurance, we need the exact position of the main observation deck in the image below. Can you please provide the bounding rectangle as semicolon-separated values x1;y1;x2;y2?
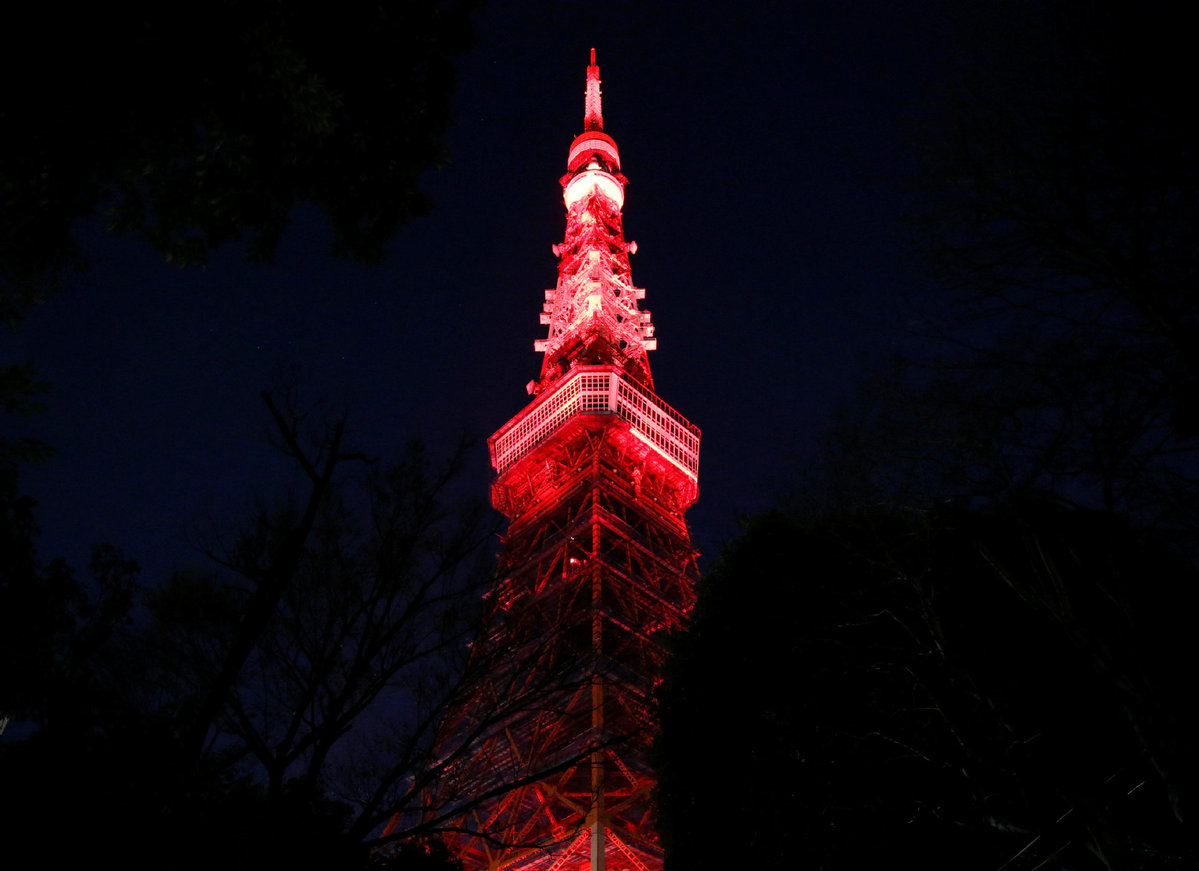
490;365;700;483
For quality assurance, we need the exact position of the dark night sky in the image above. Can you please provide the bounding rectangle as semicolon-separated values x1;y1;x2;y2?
10;2;951;579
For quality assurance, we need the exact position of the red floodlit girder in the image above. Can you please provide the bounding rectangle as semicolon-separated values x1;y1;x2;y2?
411;52;700;871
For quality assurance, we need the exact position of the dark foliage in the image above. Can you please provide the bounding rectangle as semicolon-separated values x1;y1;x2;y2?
656;505;1195;869
0;399;489;869
0;0;478;302
664;5;1199;867
824;0;1198;531
372;838;465;871
0;464;139;736
911;0;1199;434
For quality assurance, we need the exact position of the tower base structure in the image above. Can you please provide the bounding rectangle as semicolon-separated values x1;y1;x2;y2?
433;363;698;871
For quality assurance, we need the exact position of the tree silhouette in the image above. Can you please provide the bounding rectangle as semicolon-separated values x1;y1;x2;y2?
656;504;1194;870
910;1;1199;432
0;0;478;302
0;396;493;869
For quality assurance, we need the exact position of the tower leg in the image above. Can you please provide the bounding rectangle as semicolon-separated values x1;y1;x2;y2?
590;817;606;871
590;671;606;870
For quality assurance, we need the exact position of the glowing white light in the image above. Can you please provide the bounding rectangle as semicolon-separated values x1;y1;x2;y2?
564;169;624;210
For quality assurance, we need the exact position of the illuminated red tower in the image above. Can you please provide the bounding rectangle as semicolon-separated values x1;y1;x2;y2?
435;51;700;871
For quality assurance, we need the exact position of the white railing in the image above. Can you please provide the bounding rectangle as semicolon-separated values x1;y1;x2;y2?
490;367;700;481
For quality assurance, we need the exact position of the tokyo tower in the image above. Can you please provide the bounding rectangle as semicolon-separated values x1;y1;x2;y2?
432;50;700;871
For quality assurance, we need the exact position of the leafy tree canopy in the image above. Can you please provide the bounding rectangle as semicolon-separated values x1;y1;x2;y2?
0;0;478;303
656;504;1195;870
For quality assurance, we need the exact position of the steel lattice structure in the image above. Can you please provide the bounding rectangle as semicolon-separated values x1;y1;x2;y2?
429;52;700;871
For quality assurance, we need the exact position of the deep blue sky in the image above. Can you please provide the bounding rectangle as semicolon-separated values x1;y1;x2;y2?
11;1;949;579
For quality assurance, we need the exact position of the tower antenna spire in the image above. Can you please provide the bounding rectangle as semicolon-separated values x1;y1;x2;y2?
584;47;603;131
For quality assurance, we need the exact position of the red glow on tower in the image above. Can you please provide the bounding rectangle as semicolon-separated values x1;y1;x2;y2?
429;51;700;871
